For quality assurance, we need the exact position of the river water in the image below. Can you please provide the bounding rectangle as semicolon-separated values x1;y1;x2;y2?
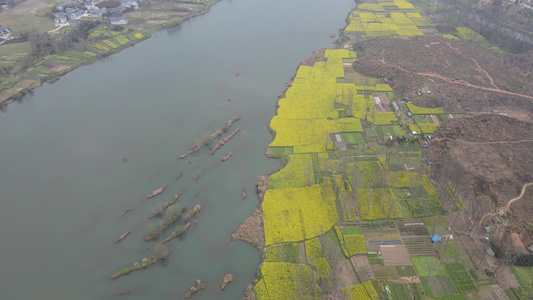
0;0;354;298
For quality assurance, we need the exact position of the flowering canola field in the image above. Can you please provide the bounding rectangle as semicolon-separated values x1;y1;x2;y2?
344;0;431;37
255;37;448;297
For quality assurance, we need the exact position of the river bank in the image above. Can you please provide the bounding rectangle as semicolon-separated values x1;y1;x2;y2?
0;0;222;109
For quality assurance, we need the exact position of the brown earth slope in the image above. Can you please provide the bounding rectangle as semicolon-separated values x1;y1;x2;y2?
351;36;533;116
427;114;533;244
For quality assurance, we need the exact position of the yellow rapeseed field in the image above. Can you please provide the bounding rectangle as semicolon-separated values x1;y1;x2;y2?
262;181;339;245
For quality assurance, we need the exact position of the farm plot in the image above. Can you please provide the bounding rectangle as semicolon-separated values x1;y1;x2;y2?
408;123;440;134
341;132;364;145
342;281;379;300
406;103;444;115
378;281;424;300
510;266;533;287
372;112;398;125
255;262;322;299
305;237;334;289
372;265;401;280
403;237;436;256
335;225;367;257
397;221;429;236
347;161;385;189
396;265;417;277
375;125;407;138
351;255;376;282
445;263;477;292
412;256;447;277
358;188;401;220
361;220;392;232
380;245;412;266
337;178;359;222
268;154;315;189
265;243;300;263
422;276;460;298
266;146;293;157
262;181;338;245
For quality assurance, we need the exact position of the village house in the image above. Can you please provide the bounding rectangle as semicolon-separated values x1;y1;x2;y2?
89;8;106;17
66;8;84;19
109;16;128;25
84;1;96;10
54;12;68;26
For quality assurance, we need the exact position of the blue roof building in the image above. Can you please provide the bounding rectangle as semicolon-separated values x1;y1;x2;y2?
430;234;441;243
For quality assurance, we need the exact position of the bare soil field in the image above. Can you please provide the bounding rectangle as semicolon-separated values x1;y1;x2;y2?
351;36;533;114
427;114;533;245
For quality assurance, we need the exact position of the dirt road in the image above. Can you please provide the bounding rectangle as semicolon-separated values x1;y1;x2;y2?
478;182;533;227
380;55;533;101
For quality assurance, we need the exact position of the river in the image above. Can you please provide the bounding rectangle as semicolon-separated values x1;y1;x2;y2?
0;0;355;299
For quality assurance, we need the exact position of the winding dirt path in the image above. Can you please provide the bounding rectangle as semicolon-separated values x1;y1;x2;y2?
478;182;533;227
380;57;533;101
440;39;499;90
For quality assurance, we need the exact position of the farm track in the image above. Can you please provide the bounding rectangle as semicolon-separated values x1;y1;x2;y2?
440;39;499;90
456;139;533;146
380;57;533;101
478;182;533;227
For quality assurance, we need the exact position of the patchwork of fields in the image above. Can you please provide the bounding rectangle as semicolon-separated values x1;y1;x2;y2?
251;0;533;298
253;45;493;298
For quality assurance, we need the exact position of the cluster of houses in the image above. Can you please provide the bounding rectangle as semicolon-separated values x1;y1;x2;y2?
54;0;140;27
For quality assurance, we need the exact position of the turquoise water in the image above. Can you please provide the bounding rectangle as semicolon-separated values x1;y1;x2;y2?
0;0;355;298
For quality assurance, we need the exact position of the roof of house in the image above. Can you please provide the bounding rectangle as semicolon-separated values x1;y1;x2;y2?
109;16;127;22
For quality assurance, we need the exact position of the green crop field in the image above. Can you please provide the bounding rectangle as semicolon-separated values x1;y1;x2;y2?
396;265;417;276
265;243;300;263
511;266;533;287
445;263;477;292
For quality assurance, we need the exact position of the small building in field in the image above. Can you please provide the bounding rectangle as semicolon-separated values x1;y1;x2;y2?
486;247;495;257
430;234;441;243
482;226;492;233
0;25;10;36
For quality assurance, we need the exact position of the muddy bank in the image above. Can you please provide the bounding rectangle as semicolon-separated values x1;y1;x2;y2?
231;209;264;250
